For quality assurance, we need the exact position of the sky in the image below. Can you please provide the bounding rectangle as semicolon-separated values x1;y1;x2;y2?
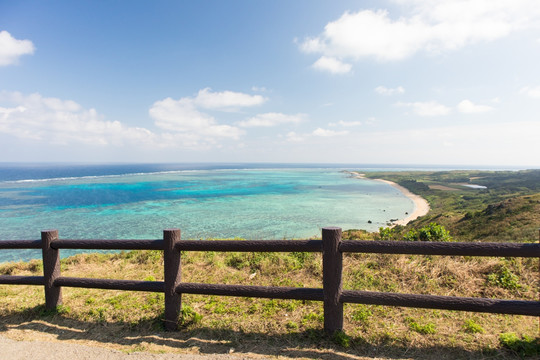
1;0;540;167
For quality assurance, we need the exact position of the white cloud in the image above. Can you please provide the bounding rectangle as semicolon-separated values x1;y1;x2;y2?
149;88;269;144
375;86;405;95
457;99;494;113
299;0;540;67
251;86;267;92
312;128;349;137
312;56;352;74
193;88;266;110
283;127;350;142
347;120;540;166
520;86;540;98
149;97;243;139
0;31;35;66
395;101;451;116
328;120;362;127
237;112;305;128
365;117;377;125
0;91;156;146
285;131;305;142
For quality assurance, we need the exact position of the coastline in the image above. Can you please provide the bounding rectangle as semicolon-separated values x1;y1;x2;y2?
349;172;430;226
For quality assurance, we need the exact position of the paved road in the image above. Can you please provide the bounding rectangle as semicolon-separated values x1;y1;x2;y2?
0;336;263;360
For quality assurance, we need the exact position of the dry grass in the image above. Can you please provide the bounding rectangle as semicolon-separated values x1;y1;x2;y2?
0;249;538;359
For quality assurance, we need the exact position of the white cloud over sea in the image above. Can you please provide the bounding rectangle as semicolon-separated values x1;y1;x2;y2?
299;0;540;72
457;100;493;114
312;56;352;74
395;101;452;116
0;31;35;66
149;88;268;144
0;88;309;151
237;112;305;128
375;86;405;96
0;91;157;146
520;86;540;99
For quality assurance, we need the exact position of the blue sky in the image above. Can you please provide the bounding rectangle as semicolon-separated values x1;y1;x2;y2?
1;0;539;166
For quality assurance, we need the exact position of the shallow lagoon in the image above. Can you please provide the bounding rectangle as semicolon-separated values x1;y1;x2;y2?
0;167;413;262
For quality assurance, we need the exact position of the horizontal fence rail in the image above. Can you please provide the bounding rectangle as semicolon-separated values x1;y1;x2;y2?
176;239;323;252
52;239;165;250
0;227;538;333
340;240;540;257
0;240;42;249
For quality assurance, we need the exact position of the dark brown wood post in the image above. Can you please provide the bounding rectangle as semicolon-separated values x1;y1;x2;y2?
322;227;343;333
42;230;62;310
163;229;182;331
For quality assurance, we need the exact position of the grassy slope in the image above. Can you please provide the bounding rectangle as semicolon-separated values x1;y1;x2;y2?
0;250;537;359
0;169;539;359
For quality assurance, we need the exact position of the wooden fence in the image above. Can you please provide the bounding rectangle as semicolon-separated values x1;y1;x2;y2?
0;227;538;332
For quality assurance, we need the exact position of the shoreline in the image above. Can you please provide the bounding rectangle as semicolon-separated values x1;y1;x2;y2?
349;172;430;226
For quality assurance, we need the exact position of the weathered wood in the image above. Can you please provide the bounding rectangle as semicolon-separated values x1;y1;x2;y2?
341;290;540;316
0;240;42;249
53;239;164;250
0;275;44;285
176;239;322;252
322;227;343;333
163;229;182;331
54;277;164;292
340;240;540;257
42;230;62;310
176;283;324;301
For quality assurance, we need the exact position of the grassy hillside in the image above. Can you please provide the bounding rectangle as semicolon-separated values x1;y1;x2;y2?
364;169;540;242
0;247;538;358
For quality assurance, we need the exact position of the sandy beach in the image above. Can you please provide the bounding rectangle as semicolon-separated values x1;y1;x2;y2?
349;172;430;226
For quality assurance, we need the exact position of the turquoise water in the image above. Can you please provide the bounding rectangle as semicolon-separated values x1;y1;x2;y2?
0;167;414;263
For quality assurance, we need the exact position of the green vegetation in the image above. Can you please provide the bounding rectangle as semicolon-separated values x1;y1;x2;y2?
463;319;484;334
0;246;537;358
499;333;540;357
377;222;452;242
405;317;436;335
0;169;538;358
363;169;540;242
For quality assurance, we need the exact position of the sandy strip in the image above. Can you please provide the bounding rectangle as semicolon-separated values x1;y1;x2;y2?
349;172;430;226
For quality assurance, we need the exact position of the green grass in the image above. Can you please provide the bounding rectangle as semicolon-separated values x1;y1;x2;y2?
0;248;537;359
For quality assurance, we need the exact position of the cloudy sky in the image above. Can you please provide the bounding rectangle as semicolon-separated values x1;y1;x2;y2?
1;0;539;166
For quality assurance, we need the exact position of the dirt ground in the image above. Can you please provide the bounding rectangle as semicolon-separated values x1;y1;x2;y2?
0;335;272;360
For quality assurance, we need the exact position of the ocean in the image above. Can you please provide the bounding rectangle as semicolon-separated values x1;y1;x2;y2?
0;163;425;263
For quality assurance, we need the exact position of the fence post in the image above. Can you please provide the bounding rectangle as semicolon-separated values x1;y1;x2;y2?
164;229;182;330
42;230;62;310
322;227;343;334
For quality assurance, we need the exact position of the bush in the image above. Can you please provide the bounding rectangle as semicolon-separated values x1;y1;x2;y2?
463;319;484;334
499;332;539;357
378;227;396;240
487;265;521;290
405;223;452;242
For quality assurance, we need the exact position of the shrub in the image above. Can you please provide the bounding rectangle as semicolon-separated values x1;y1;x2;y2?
378;227;396;240
405;223;452;242
332;330;351;347
406;317;436;334
499;332;539;357
463;319;484;334
487;265;521;290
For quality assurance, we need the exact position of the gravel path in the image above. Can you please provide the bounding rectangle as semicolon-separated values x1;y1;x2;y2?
0;335;264;360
